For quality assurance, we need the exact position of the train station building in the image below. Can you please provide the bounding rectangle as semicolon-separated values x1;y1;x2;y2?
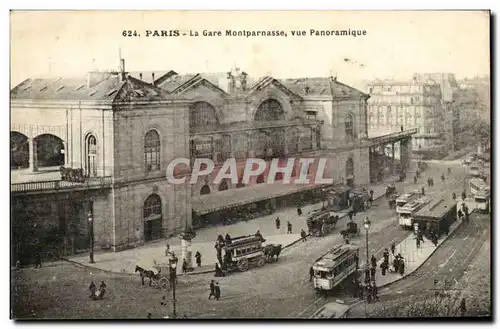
10;60;416;258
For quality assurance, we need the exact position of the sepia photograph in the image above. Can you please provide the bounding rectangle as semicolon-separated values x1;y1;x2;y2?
9;10;492;320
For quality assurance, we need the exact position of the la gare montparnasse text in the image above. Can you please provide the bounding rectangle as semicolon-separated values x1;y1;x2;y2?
140;29;367;38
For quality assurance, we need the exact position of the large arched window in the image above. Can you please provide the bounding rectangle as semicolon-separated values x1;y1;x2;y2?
10;132;29;169
200;184;211;195
345;113;354;141
190;102;219;130
143;193;162;242
255;99;285;121
86;134;98;177
145;130;160;172
143;193;162;220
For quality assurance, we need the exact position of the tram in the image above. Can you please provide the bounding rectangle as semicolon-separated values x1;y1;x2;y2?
312;245;359;295
395;190;420;209
397;196;432;228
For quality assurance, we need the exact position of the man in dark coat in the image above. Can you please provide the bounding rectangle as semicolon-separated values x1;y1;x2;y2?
370;266;376;281
452;191;457;200
348;211;353;221
369;189;374;202
309;266;314;282
225;233;232;244
214;263;222;277
399;260;405;275
98;281;107;299
182;258;188;274
275;217;280;230
195;251;202;267
287;221;293;234
370;255;377;269
366;284;373;303
427;178;431;188
413;176;417;184
300;229;307;242
297;207;302;216
390;244;396;256
209;280;215;300
34;251;42;269
421;186;425;196
214;282;221;301
380;260;388;276
89;281;97;299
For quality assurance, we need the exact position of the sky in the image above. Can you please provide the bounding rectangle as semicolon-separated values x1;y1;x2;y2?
10;10;490;90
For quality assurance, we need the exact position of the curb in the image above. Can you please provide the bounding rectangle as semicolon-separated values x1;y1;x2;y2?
348;219;465;309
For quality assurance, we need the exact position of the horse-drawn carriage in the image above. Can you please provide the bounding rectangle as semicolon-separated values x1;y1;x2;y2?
340;221;361;240
220;235;282;273
350;188;372;212
135;261;174;290
307;210;339;237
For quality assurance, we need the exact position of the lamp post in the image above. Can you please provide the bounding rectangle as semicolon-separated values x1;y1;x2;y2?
169;260;178;319
321;188;326;209
87;210;95;264
363;217;371;315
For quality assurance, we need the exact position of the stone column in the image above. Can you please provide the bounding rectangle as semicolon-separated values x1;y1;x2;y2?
28;138;38;172
400;139;408;170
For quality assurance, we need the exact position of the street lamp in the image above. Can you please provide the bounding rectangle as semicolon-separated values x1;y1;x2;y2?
169;261;178;319
321;188;326;210
363;217;372;312
87;210;95;264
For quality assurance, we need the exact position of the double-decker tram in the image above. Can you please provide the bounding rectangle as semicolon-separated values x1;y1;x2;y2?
312;244;359;295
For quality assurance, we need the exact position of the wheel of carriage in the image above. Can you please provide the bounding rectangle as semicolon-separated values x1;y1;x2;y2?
256;257;266;267
158;277;169;290
237;258;249;272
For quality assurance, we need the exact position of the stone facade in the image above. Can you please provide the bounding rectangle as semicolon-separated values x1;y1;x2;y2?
11;64;371;252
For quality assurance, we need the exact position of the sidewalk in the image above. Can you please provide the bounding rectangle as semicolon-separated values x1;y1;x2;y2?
64;174;412;276
358;218;463;288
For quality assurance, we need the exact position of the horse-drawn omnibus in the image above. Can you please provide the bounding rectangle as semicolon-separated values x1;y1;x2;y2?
413;196;457;238
312;245;359;295
307;210;339;237
397;196;432;228
220;235;282;273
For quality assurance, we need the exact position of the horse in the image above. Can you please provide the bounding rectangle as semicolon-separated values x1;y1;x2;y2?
264;244;282;263
135;265;160;286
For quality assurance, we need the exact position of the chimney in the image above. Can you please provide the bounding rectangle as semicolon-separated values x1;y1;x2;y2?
119;58;126;82
227;72;234;93
139;73;143;80
152;73;155;86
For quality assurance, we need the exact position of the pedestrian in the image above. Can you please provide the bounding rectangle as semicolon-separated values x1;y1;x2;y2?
380;261;388;276
370;255;377;269
209;280;215;299
255;230;263;240
275;216;280;230
300;229;307;242
441;174;445;183
401;125;404;132
452;191;456;201
369;189;374;202
195;251;202;267
416;237;421;249
225;233;232;244
98;281;107;299
427;178;431;188
421;186;425;196
214;282;221;301
89;281;97;299
214;263;222;277
366;284;373;303
348;211;353;221
390;244;395;256
287;221;292;234
399;260;405;275
413;176;417;184
370;266;376;281
182;258;188;274
309;266;314;282
297;207;302;216
215;242;223;265
165;244;171;257
147;313;152;319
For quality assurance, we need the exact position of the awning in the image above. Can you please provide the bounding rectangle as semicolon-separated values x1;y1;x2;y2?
192;182;329;215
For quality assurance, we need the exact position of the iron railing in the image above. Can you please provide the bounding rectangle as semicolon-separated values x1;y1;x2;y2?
11;176;113;193
367;128;418;146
